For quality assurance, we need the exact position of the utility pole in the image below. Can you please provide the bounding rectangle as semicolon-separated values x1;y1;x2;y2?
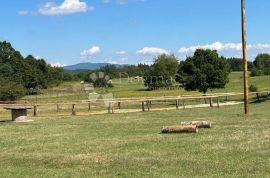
241;0;249;114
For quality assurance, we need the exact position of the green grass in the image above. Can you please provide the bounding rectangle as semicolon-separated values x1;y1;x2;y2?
23;72;270;103
0;100;270;177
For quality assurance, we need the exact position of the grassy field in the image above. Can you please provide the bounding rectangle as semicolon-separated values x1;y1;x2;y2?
23;72;270;102
0;99;270;177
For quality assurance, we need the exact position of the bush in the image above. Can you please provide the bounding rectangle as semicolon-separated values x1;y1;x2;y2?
0;81;26;101
250;69;264;77
249;84;258;92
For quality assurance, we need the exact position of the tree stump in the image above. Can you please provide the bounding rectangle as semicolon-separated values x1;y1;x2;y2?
181;121;212;128
161;125;198;133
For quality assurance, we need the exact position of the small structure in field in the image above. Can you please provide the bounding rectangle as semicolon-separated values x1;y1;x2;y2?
4;106;33;122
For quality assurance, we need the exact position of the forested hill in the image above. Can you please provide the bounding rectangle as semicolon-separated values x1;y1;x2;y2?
0;41;72;100
64;62;125;70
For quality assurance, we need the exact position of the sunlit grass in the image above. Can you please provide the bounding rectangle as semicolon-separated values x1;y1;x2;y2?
0;99;270;177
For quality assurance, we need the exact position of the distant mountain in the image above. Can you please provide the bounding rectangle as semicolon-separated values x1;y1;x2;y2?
63;62;126;70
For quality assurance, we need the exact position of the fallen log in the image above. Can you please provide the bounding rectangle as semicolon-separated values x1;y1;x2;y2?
161;125;198;133
181;121;211;128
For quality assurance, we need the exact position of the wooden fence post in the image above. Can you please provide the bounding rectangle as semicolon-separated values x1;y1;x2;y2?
210;97;213;107
72;104;76;116
176;100;179;110
217;97;220;108
108;102;111;114
147;101;150;112
56;104;59;112
183;100;185;110
33;105;38;117
256;93;260;102
88;102;91;111
142;101;145;112
118;102;121;109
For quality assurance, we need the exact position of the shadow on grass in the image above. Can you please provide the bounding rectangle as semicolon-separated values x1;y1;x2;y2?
0;120;13;123
136;88;151;92
250;95;270;104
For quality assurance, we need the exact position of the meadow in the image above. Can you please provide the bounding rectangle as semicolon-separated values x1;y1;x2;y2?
23;72;270;102
0;72;270;177
0;99;270;177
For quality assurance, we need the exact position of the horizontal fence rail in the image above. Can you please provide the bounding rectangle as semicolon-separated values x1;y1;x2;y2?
0;91;269;117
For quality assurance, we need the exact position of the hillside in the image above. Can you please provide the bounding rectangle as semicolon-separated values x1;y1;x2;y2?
64;62;126;70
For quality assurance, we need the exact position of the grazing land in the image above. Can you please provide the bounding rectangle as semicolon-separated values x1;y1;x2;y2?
23;72;270;102
0;99;270;177
0;72;270;177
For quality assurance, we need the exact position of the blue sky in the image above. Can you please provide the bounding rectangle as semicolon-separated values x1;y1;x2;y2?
0;0;270;66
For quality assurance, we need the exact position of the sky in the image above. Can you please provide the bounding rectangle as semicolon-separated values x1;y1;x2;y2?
1;0;270;66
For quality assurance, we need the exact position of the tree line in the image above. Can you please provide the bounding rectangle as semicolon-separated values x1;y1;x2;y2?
0;41;74;101
73;50;270;94
2;40;270;100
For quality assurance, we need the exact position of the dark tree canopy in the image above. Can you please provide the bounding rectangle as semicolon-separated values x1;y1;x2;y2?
253;54;270;69
144;54;179;89
251;53;270;76
227;57;253;72
176;49;230;94
0;41;73;100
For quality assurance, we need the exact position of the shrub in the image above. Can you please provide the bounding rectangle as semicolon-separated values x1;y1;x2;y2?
0;81;26;101
249;84;258;92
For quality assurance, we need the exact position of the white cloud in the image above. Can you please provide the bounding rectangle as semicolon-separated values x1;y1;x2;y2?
18;10;29;16
50;62;66;67
117;0;128;5
106;59;118;64
137;47;169;55
116;50;126;55
178;41;270;54
80;46;101;58
38;0;93;16
35;56;42;60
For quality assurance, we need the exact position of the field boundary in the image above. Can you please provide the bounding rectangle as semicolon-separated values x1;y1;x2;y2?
0;91;269;117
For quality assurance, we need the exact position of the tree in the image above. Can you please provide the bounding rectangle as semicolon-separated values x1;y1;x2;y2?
251;53;270;76
227;57;253;71
253;54;270;69
0;41;70;99
144;54;179;89
176;49;230;94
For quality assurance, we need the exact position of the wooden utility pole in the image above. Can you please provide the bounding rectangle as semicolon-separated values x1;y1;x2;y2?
241;0;249;114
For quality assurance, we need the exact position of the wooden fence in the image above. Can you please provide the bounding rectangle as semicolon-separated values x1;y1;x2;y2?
0;91;269;117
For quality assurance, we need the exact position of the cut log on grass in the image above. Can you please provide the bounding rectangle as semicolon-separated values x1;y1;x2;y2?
181;121;211;128
161;125;198;133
